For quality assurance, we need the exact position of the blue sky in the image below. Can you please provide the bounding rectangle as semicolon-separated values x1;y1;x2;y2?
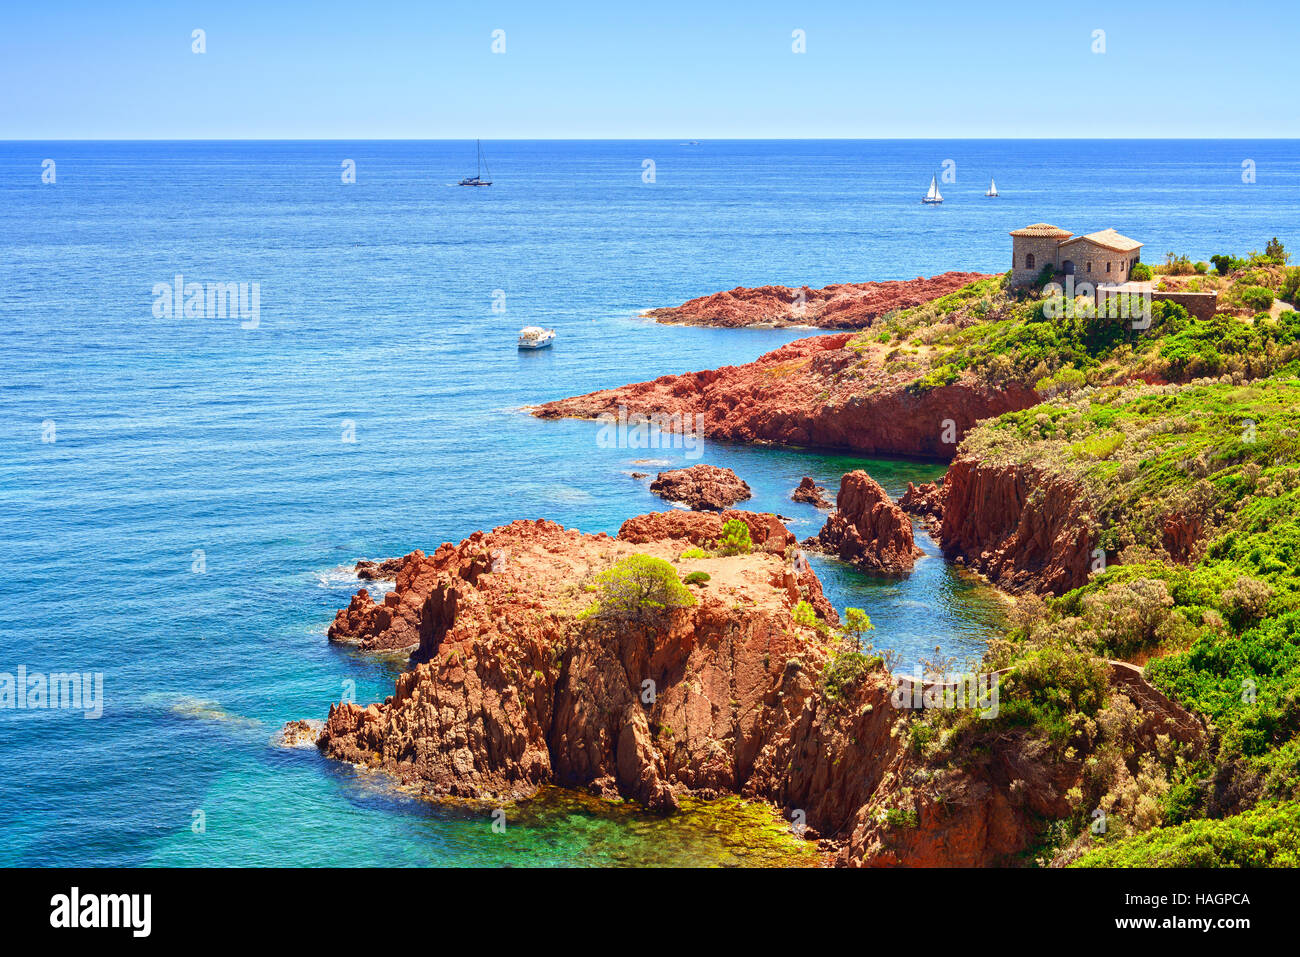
3;0;1297;138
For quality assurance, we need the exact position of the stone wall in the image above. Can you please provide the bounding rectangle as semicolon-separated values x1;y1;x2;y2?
1010;236;1064;285
1059;237;1140;285
1154;290;1219;320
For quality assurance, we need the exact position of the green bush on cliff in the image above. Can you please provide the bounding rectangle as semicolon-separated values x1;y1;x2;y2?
580;554;695;623
1130;262;1153;281
841;607;875;651
822;649;881;701
1211;254;1246;275
1279;268;1300;304
716;518;752;556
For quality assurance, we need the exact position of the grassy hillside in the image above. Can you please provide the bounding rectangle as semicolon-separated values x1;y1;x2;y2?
840;252;1300;397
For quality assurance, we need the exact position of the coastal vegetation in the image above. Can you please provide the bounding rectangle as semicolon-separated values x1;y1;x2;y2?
716;518;753;555
580;554;696;622
840;243;1300;864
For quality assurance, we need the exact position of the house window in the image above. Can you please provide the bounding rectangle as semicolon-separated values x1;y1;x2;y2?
1106;262;1112;273
1086;261;1092;273
1025;253;1035;269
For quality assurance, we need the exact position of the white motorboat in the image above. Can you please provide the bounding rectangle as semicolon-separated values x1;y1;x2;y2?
517;326;555;349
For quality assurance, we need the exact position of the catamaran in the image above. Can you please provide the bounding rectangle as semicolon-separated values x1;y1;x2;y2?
517;326;555;349
986;178;999;197
458;140;492;187
922;174;943;205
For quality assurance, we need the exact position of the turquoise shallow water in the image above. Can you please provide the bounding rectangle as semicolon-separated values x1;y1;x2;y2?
1;140;1297;866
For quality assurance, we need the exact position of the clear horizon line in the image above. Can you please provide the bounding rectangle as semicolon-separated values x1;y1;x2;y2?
4;136;1300;143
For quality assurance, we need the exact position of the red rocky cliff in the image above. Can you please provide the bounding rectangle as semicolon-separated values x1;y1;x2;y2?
533;333;1039;459
938;455;1094;596
305;511;1201;865
315;514;843;812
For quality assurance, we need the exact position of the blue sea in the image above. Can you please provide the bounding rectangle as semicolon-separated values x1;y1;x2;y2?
1;140;1297;867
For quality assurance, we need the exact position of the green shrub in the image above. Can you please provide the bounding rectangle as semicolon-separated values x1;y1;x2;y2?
1264;237;1289;265
1280;267;1300;304
792;600;818;629
1240;286;1275;311
883;807;920;828
822;649;880;701
1194;260;1209;275
1036;366;1087;397
716;518;752;556
1073;801;1300;867
1211;254;1246;276
580;554;695;622
683;571;710;585
678;546;709;560
1130;262;1153;281
841;607;875;651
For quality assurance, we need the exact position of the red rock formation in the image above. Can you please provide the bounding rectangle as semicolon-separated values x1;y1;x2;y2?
898;480;944;524
809;471;922;575
307;514;1206;866
617;508;790;553
327;544;490;655
532;333;1040;459
316;516;839;812
938;455;1094;596
791;476;831;508
838;737;1079;867
649;464;752;511
644;272;993;330
1161;513;1205;565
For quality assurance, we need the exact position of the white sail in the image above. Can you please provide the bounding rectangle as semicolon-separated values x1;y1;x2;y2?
926;176;941;201
987;178;998;197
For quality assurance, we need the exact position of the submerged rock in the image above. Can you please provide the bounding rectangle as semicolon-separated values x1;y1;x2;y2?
277;719;323;748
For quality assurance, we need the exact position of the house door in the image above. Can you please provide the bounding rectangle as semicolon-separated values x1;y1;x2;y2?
1062;260;1075;276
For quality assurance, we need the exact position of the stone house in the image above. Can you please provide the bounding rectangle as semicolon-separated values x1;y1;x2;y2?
1009;223;1143;286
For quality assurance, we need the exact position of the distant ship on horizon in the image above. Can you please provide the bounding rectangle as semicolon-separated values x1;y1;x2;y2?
458;140;492;187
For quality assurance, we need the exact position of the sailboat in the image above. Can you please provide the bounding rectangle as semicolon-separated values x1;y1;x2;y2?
986;178;999;197
458;140;492;187
922;174;943;205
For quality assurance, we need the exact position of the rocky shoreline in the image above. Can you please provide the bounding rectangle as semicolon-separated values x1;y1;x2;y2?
296;495;1202;865
643;272;992;329
295;272;1255;866
532;331;1040;458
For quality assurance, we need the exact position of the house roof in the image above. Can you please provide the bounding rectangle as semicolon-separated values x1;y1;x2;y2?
1060;228;1143;252
1009;223;1073;239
